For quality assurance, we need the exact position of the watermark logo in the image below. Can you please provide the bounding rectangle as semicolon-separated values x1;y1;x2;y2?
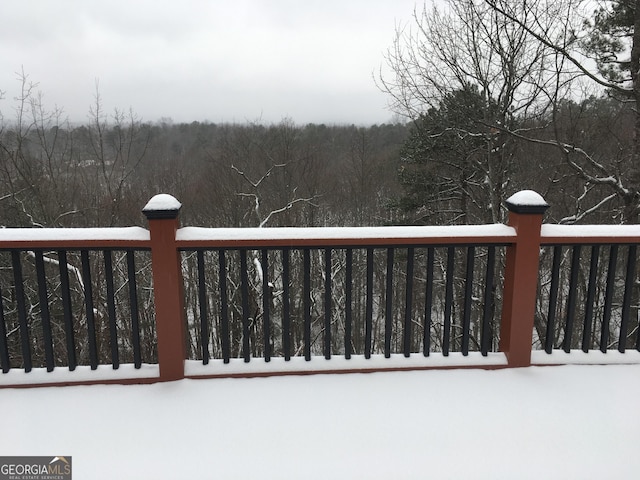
0;456;71;480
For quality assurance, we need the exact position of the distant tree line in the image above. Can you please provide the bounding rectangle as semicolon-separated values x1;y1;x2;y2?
0;75;633;230
0;77;408;230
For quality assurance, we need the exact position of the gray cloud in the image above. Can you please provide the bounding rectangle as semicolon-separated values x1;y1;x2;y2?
0;0;416;125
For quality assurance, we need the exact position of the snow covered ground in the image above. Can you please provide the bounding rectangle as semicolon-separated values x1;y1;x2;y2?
3;364;639;479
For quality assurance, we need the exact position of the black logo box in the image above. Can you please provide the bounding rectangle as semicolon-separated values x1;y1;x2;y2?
0;457;71;480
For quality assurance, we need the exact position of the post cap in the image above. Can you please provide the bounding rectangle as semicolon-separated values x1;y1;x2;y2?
505;190;549;214
142;194;182;219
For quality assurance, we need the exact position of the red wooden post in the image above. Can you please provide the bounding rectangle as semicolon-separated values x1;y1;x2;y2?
142;194;186;382
500;190;549;367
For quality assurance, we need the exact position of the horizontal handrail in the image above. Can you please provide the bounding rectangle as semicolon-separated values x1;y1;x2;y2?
176;224;516;248
541;224;640;244
0;227;151;249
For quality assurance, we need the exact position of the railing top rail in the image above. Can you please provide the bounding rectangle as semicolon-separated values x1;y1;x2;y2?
175;224;516;248
541;224;640;245
0;226;151;249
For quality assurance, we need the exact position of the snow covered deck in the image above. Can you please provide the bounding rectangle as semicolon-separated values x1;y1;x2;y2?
3;364;639;479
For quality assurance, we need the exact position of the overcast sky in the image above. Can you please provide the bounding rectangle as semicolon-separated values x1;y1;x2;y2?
0;0;419;126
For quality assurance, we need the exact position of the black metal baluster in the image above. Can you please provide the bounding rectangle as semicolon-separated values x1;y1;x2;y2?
384;248;394;358
600;245;618;353
324;248;332;359
563;246;581;353
637;291;640;352
261;249;271;362
461;246;475;356
0;284;9;373
345;248;353;359
384;248;395;358
35;251;54;371
126;250;141;368
480;246;496;356
282;248;291;361
582;245;600;352
545;246;562;354
81;250;98;370
619;244;636;353
365;247;373;359
303;248;311;361
104;250;119;368
58;250;76;370
240;250;251;362
423;247;434;357
403;247;414;358
443;247;455;356
12;251;31;372
219;249;230;364
197;250;209;364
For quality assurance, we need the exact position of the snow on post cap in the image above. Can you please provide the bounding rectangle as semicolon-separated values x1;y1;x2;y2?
505;190;549;214
142;194;182;219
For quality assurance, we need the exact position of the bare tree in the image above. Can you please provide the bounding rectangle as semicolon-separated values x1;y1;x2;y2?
82;86;152;226
0;71;86;228
378;0;559;223
482;0;640;224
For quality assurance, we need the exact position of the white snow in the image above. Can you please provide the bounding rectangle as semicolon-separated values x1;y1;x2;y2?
0;227;150;242
532;349;640;365
3;350;635;387
542;224;640;240
185;352;508;376
142;194;182;211
2;364;639;479
177;224;516;242
506;189;548;206
253;256;264;283
0;364;159;386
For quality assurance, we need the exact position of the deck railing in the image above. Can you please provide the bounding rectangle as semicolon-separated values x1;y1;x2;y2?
178;226;513;377
534;225;640;363
1;190;639;388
